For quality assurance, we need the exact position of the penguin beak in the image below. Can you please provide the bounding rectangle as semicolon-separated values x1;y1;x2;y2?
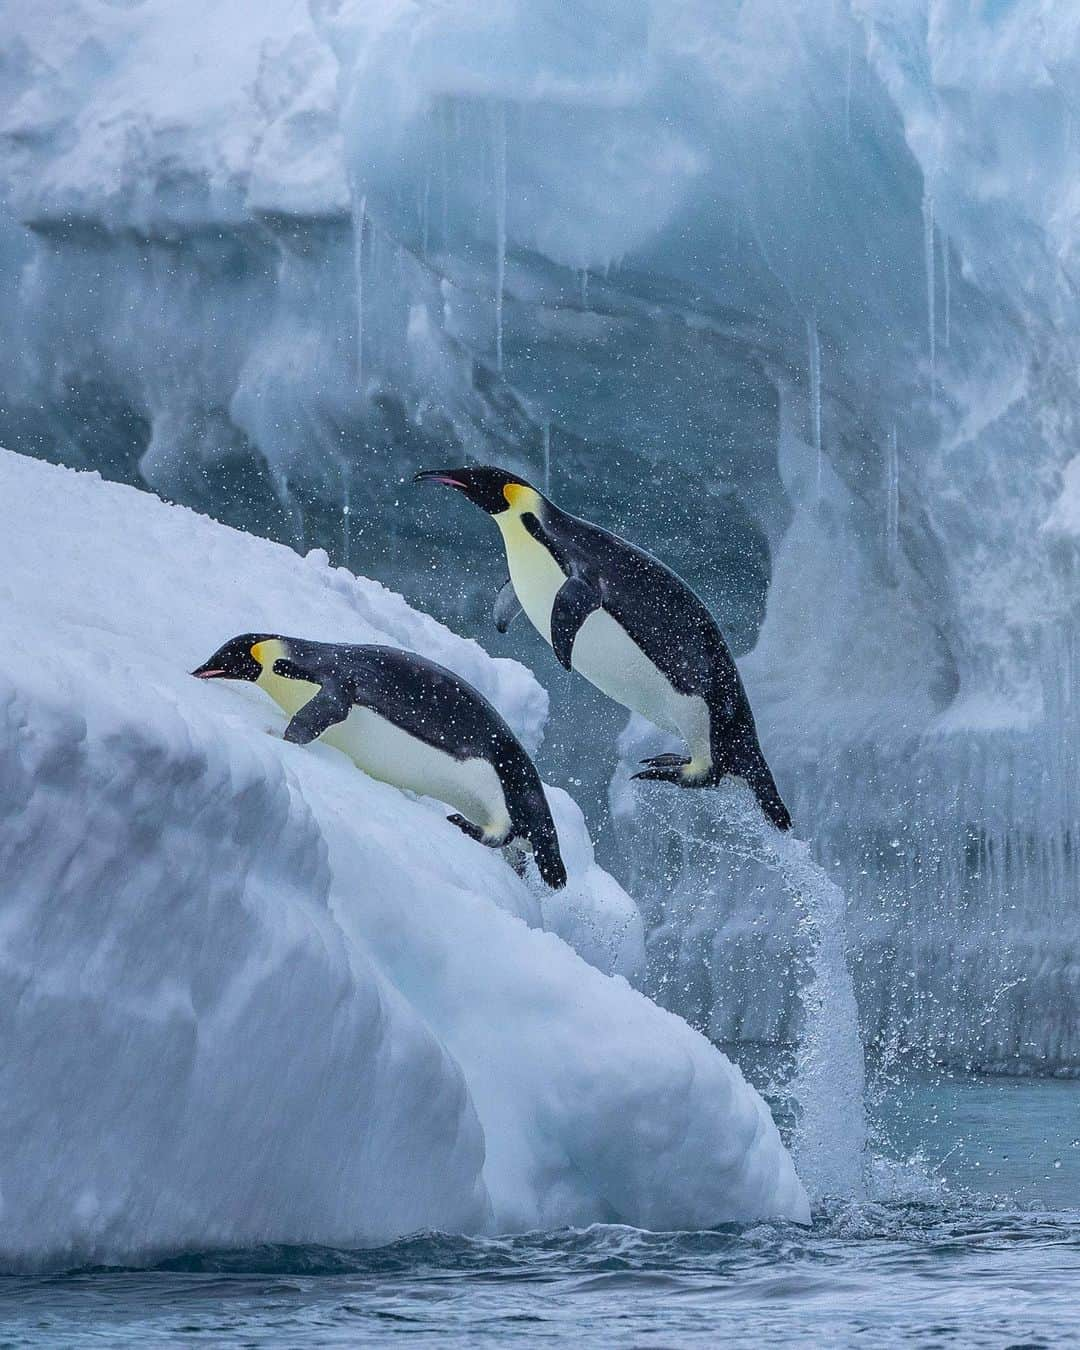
192;666;227;679
413;469;467;491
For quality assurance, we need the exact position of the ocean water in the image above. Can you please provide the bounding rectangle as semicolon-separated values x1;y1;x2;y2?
3;1072;1077;1348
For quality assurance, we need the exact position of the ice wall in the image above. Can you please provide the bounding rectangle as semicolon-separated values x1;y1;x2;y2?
0;0;1077;1070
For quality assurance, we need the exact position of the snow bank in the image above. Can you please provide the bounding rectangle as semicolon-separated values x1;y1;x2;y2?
0;449;807;1266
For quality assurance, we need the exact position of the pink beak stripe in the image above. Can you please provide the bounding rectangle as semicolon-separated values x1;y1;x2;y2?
195;669;226;678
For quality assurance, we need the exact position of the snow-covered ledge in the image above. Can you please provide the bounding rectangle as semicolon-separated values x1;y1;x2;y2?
0;449;807;1268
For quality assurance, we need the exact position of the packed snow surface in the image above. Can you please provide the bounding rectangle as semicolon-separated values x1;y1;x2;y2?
0;448;808;1268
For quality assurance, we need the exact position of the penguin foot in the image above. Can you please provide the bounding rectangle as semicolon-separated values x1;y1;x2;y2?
639;753;691;769
447;812;489;845
631;763;688;786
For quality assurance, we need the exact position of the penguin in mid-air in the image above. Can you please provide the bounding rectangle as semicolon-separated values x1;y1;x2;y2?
414;466;791;830
192;634;567;887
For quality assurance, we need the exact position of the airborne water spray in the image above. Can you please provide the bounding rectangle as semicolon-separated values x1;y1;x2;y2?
631;781;868;1203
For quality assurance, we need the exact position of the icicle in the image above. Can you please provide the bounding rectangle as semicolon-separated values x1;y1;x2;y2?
542;421;551;494
439;99;450;248
278;474;305;554
491;101;507;374
580;269;589;308
844;31;853;144
807;314;822;499
885;424;899;581
353;193;367;388
922;190;936;395
943;233;951;350
420;171;430;259
341;462;352;573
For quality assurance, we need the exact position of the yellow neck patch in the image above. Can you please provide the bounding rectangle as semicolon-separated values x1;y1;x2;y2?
251;638;288;670
502;483;542;514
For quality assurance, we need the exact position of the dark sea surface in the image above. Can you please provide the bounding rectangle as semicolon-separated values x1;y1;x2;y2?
3;1072;1078;1348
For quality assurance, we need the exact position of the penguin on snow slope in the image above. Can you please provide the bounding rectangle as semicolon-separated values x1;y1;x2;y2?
192;634;567;888
414;465;791;831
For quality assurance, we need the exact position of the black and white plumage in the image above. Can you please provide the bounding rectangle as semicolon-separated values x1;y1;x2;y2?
415;466;791;831
192;633;567;887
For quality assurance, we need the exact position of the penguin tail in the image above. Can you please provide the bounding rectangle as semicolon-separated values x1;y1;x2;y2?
519;787;568;890
532;829;568;890
725;742;792;832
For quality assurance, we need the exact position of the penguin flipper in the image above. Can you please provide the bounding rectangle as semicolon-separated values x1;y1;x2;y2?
493;577;523;633
283;681;353;745
550;574;602;672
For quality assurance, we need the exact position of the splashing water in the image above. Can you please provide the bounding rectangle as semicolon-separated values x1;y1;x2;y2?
630;781;868;1203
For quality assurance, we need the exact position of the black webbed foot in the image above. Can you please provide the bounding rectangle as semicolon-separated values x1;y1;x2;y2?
638;753;691;769
631;764;688;786
447;812;490;844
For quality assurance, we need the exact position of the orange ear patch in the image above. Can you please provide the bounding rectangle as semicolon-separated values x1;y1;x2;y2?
250;641;268;665
503;483;528;509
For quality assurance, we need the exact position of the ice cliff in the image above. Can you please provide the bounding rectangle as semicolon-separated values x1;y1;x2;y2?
0;447;808;1267
0;0;1077;1071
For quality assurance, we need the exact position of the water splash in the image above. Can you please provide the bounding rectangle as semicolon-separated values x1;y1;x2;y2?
627;781;868;1203
710;786;867;1201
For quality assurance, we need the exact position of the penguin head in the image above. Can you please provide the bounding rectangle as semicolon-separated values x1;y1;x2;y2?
192;634;281;682
414;465;539;516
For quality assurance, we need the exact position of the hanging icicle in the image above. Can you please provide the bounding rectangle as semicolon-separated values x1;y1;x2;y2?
807;314;823;500
341;461;352;573
922;190;936;396
943;233;951;350
885;424;899;581
353;192;367;388
491;101;507;374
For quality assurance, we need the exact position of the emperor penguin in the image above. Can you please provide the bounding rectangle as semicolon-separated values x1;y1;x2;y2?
192;634;567;887
414;466;791;831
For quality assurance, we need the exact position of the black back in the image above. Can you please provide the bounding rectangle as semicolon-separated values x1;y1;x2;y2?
274;639;566;878
531;505;751;724
525;505;791;827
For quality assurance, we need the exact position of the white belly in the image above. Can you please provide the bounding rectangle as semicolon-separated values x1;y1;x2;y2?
572;610;712;764
496;514;713;770
257;669;511;840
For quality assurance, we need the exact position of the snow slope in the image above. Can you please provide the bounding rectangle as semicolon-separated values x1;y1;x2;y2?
0;448;808;1267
